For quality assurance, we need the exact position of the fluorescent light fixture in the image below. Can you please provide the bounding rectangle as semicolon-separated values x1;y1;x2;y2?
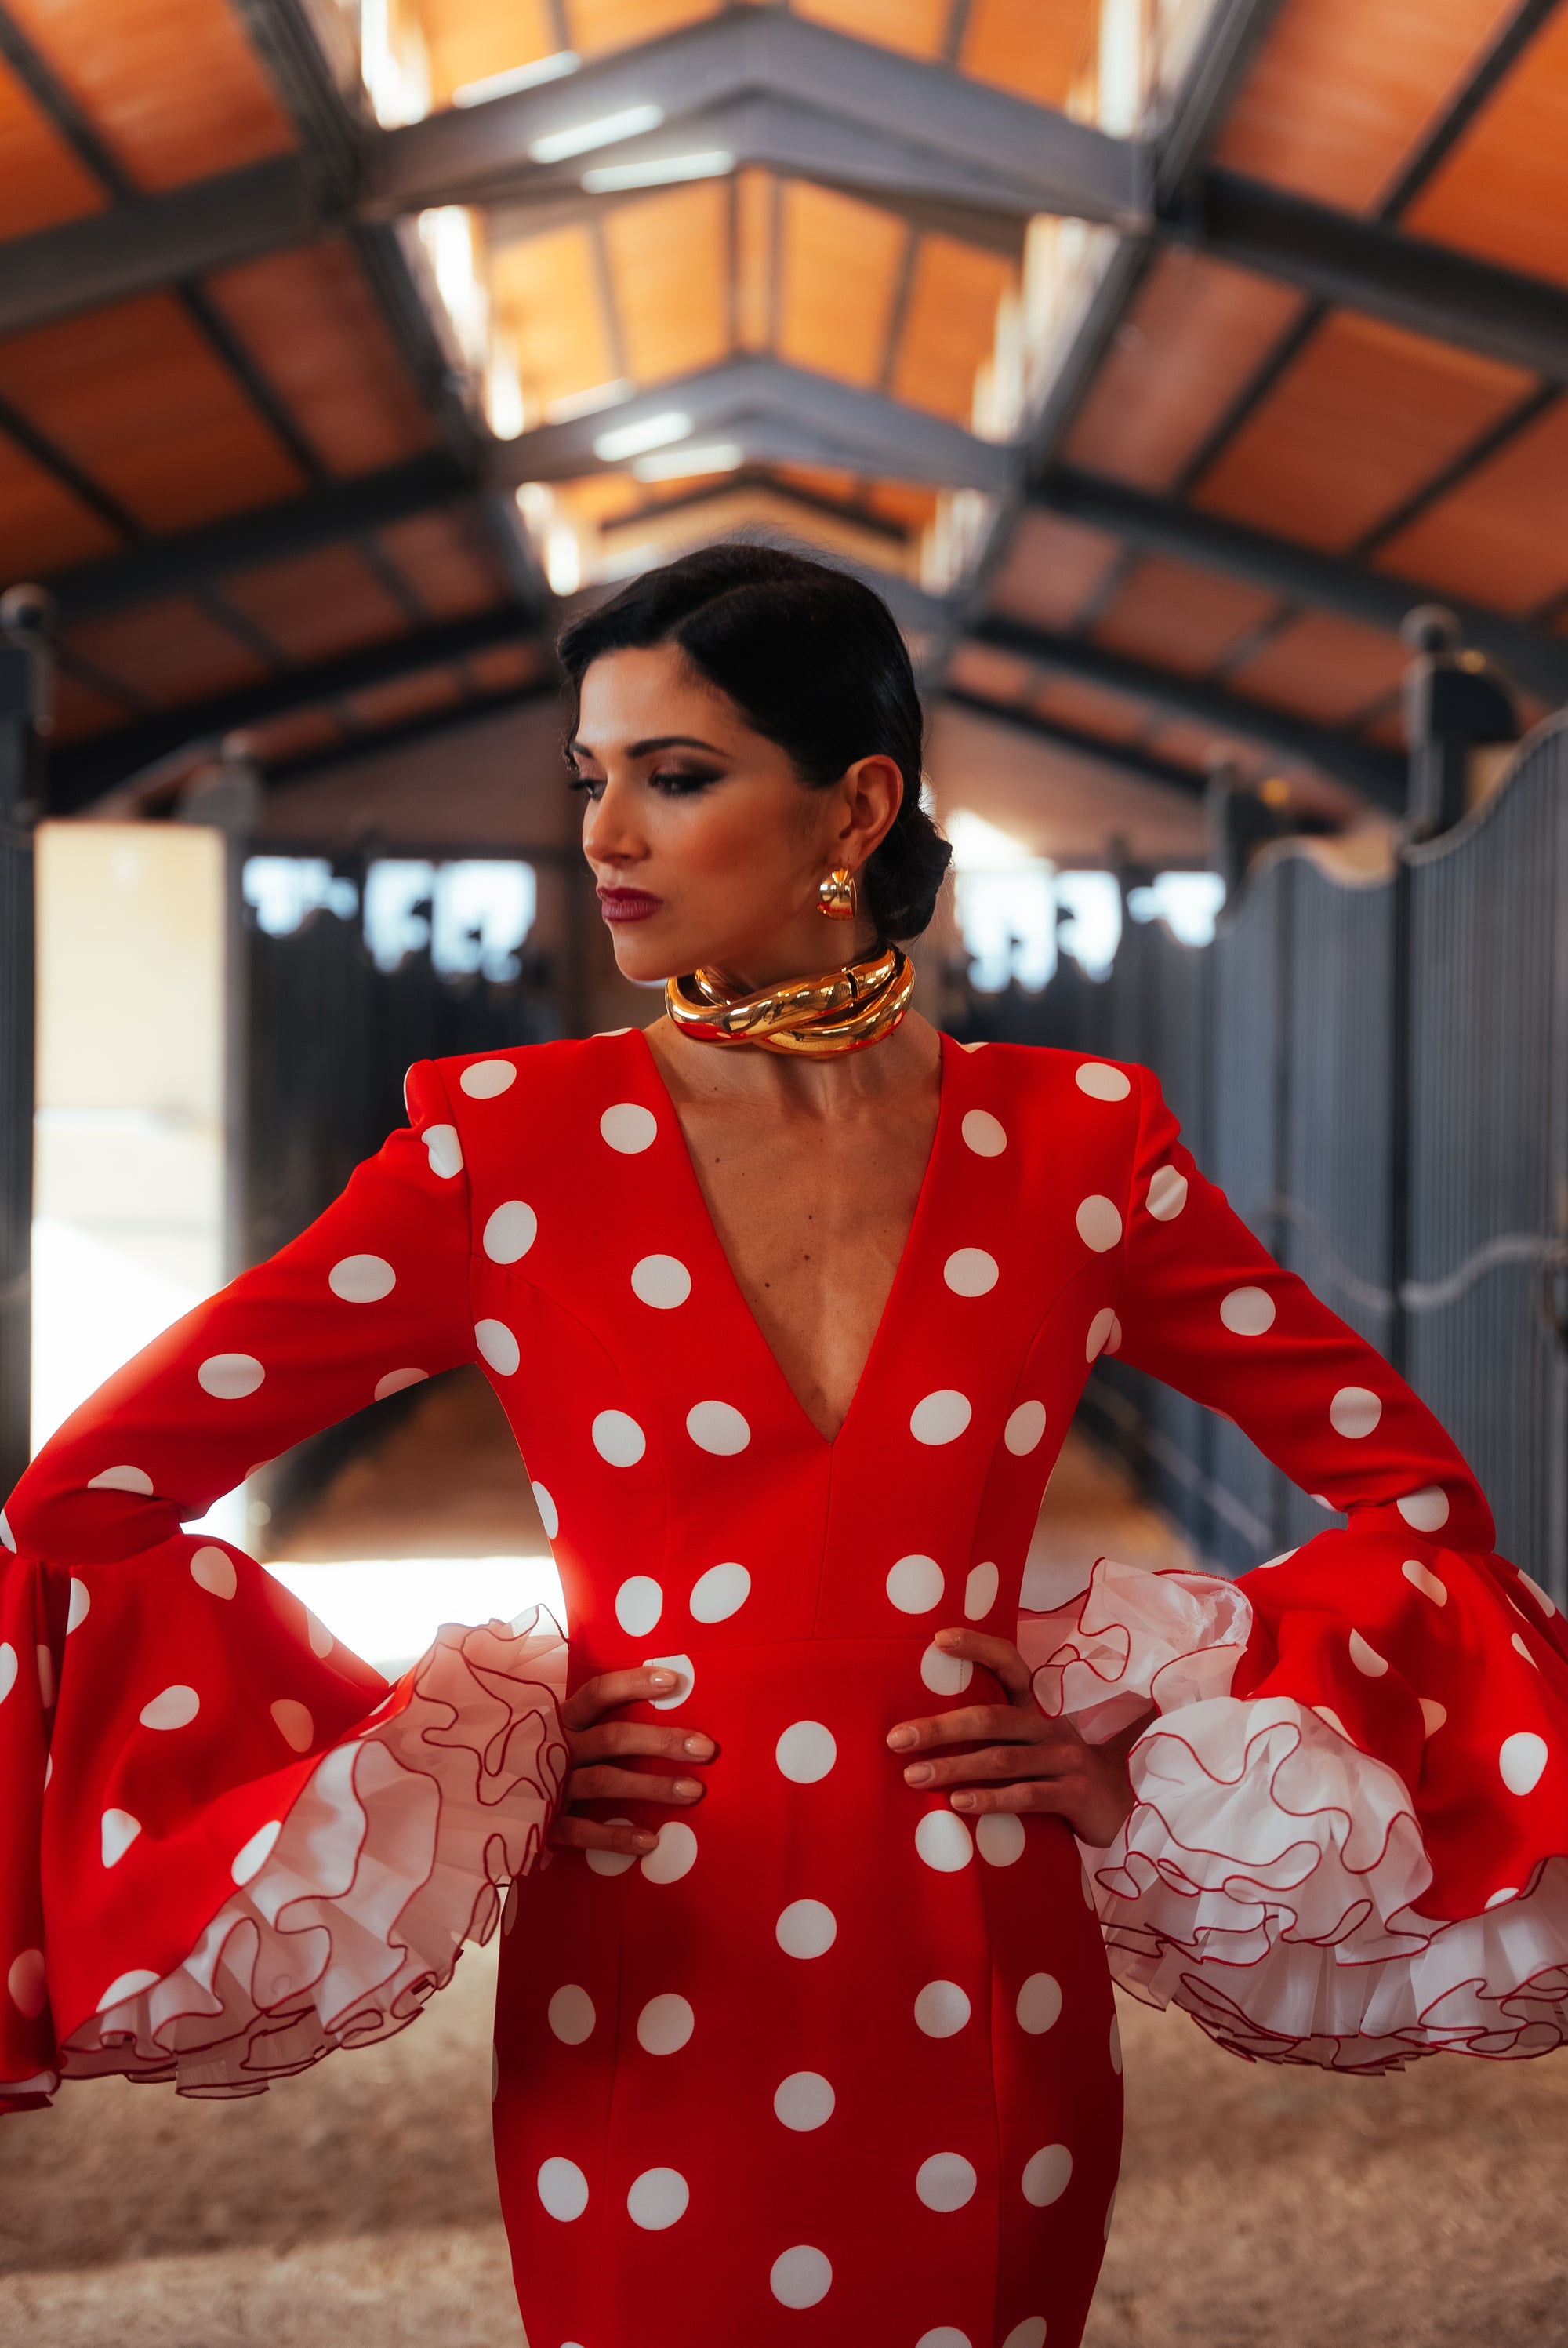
544;377;633;424
582;148;734;193
593;408;692;461
631;440;744;482
452;50;579;107
530;102;664;165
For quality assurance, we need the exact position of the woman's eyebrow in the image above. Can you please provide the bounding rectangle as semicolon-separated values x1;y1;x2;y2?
568;734;725;761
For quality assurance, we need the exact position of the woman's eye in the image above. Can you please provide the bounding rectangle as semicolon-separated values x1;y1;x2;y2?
566;774;604;800
650;769;720;794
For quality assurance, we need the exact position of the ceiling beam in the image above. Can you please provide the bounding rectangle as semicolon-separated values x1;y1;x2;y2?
1032;465;1568;703
263;671;561;787
971;612;1406;807
49;606;545;812
942;685;1209;799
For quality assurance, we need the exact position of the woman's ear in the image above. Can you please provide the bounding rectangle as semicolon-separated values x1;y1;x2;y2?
837;754;904;864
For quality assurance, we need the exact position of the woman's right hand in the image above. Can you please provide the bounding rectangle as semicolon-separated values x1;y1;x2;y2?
550;1664;717;1858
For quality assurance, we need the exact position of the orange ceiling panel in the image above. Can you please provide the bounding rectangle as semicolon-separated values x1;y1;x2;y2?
1214;0;1516;213
565;0;721;58
603;184;729;385
492;226;616;413
416;0;558;107
947;642;1034;704
3;0;293;193
793;0;949;58
51;667;136;740
735;168;773;354
985;510;1121;630
0;53;103;235
464;640;550;693
1062;250;1305;492
344;668;466;732
891;235;1013;423
377;511;506;619
864;480;938;529
241;706;346;764
1370;396;1568;612
1403;7;1568;289
0;434;118;577
1192;311;1532;552
1140;718;1267;781
1091;557;1278;677
960;0;1098;108
64;595;268;707
772;461;859;503
777;183;906;388
1032;674;1149;744
0;294;305;532
205;238;434;478
1225;612;1406;725
220;545;415;666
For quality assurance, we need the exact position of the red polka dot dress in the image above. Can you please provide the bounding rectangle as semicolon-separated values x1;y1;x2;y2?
5;1032;1568;2348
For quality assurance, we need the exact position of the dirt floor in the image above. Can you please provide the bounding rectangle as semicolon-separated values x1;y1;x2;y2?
5;1387;1566;2346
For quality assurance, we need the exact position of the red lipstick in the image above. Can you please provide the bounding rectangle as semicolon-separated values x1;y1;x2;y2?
597;886;664;924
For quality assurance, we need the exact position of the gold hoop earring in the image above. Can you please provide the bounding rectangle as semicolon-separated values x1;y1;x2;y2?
818;866;857;921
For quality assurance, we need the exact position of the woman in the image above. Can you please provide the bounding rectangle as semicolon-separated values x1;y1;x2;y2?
4;543;1567;2348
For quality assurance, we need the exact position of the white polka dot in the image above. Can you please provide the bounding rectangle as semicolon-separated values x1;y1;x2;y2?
601;1102;657;1154
475;1318;521;1377
189;1545;237;1599
641;1820;698;1882
770;2247;831;2308
88;1464;153;1496
533;1483;559;1539
232;1819;281;1885
689;1561;750;1621
1513;1630;1540;1667
35;1644;53;1710
270;1698;314;1751
66;1578;90;1633
775;1720;837;1783
198;1352;265;1399
1330;1384;1381;1438
915;1979;971;2037
1076;1194;1122;1252
460;1059;516;1099
304;1609;332;1659
374;1367;428;1401
911;1390;971;1445
329;1254;395;1303
1219;1286;1275;1336
1309;1492;1335;1510
887;1554;944;1613
921;1642;973;1696
97;1968;159;2012
586;1818;637;1877
1109;2012;1123;2074
138;1685;199;1732
944;1247;998;1296
422;1123;463;1179
101;1808;141;1867
686;1400;750;1454
1486;1885;1520;1909
1076;1060;1131;1100
637;1993;694;2055
0;1644;13;1703
537;2157;590;2221
482;1201;537;1263
1401;1558;1447;1606
6;1948;45;2019
1501;1731;1548;1795
592;1408;645;1465
631;1254;691;1308
1004;1400;1046;1455
977;1812;1025;1866
916;1809;973;1872
1312;1704;1352;1743
774;2070;834;2129
964;1561;999;1618
1022;2143;1073;2207
1085;1307;1117;1361
0;1508;13;1552
775;1899;837;1957
1003;2323;1047;2348
548;1984;596;2044
1348;1630;1388;1677
960;1108;1007;1158
916;2152;977;2212
1420;1697;1447;1737
615;1576;663;1635
1015;1972;1062;2034
642;1652;694;1710
1520;1572;1558;1615
1397;1485;1450;1531
1146;1164;1187;1219
917;2331;971;2348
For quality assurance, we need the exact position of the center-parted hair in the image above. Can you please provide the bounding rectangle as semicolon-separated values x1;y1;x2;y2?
556;543;953;940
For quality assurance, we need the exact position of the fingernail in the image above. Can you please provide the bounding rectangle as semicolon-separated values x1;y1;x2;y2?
673;1778;702;1797
951;1792;975;1809
887;1727;916;1750
904;1761;933;1785
649;1670;676;1685
634;1830;658;1848
683;1734;715;1757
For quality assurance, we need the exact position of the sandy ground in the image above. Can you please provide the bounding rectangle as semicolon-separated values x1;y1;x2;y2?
6;1387;1566;2345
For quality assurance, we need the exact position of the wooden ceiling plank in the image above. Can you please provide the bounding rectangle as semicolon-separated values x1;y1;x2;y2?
492;224;617;415
64;591;270;709
777;181;908;390
1370;394;1568;612
219;541;415;666
0;420;121;575
376;509;510;620
793;0;949;60
564;0;721;59
602;180;729;385
890;231;1013;420
958;0;1098;109
985;510;1125;632
1403;2;1568;289
1091;554;1282;678
419;0;558;110
1222;608;1408;724
0;45;103;234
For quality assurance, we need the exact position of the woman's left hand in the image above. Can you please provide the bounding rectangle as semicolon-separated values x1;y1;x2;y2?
885;1626;1151;1850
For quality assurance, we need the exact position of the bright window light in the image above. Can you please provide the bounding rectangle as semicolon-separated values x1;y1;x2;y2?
530;102;665;164
593;408;691;461
546;523;583;595
545;378;633;424
431;860;538;982
485;350;527;439
1127;869;1227;945
1054;871;1121;980
452;50;579;107
243;856;358;936
949;809;1056;993
267;1557;568;1672
632;440;742;482
363;860;437;971
582;148;734;193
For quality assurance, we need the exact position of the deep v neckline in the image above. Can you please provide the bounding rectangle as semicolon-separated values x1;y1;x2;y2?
633;1025;951;1452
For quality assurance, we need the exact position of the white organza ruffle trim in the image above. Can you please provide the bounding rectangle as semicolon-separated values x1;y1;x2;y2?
55;1606;568;2099
1019;1558;1568;2072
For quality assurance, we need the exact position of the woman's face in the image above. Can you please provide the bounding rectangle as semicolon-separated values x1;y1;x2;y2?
570;642;900;988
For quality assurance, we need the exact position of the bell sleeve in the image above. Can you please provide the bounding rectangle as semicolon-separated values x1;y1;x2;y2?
1018;1061;1568;2072
0;1058;568;2114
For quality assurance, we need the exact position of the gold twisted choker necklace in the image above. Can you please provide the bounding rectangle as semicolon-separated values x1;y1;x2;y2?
664;941;915;1056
